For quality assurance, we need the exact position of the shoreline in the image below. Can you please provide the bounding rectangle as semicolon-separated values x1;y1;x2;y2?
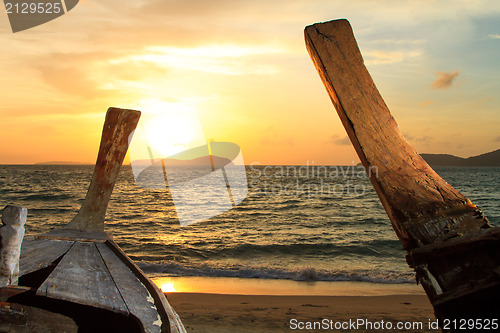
151;276;424;296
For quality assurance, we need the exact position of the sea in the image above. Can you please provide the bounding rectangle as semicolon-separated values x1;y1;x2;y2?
1;164;498;293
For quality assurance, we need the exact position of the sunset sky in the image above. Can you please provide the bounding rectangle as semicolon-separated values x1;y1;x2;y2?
1;0;499;165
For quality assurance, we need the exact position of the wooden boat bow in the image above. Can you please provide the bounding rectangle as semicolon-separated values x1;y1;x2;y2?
1;108;186;333
305;19;500;327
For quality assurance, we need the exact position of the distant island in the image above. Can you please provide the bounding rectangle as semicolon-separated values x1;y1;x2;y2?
420;149;500;167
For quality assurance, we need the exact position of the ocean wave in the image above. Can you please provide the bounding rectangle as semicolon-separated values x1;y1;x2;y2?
274;204;302;210
27;208;74;214
21;193;75;201
6;164;498;288
138;261;414;284
121;238;405;262
203;241;404;258
280;199;303;205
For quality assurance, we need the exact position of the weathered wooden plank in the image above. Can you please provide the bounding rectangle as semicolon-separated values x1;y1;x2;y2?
19;238;73;276
407;226;500;264
36;242;128;315
305;18;500;324
150;282;186;333
105;240;186;333
1;205;27;286
20;237;67;257
304;19;491;250
96;242;162;333
35;229;111;243
66;108;141;231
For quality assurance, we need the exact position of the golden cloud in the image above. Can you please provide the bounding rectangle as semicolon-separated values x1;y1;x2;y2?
431;70;460;90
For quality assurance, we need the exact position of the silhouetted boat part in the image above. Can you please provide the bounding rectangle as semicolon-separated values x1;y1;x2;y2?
0;108;186;332
305;19;500;327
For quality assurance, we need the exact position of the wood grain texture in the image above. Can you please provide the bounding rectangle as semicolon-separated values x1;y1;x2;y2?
305;18;500;323
97;242;162;333
65;108;141;231
304;19;490;250
0;205;27;286
19;238;73;276
105;239;186;333
36;242;128;315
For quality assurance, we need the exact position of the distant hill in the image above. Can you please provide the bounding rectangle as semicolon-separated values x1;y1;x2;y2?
420;149;500;167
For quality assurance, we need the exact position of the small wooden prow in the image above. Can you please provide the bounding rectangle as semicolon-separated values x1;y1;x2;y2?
0;205;27;287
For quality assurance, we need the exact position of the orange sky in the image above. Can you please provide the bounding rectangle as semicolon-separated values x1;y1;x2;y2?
1;0;499;165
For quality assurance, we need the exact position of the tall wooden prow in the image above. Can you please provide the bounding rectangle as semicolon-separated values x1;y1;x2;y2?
66;108;140;231
305;19;500;328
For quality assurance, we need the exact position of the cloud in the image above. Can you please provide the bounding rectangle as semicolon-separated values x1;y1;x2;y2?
111;45;284;76
431;70;460;90
419;98;433;106
28;51;123;99
408;134;433;147
259;126;294;146
495;136;500;142
326;135;351;146
403;133;414;141
364;50;421;65
366;39;425;45
488;33;500;39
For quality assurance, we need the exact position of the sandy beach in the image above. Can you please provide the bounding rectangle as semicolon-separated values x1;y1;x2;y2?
166;293;438;332
158;277;438;332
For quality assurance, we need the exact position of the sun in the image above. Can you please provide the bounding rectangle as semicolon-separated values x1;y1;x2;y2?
138;99;206;158
160;282;176;293
143;112;196;158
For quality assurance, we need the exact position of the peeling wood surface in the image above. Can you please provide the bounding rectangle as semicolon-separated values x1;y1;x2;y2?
304;19;491;250
305;19;500;323
66;108;141;231
36;242;128;315
152;285;186;333
97;242;161;333
105;239;185;333
407;226;500;264
0;205;27;286
19;238;73;276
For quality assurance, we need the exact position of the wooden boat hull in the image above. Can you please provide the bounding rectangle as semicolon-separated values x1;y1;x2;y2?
1;230;185;333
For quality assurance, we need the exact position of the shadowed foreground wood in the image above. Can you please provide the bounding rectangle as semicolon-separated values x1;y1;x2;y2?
305;19;500;326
